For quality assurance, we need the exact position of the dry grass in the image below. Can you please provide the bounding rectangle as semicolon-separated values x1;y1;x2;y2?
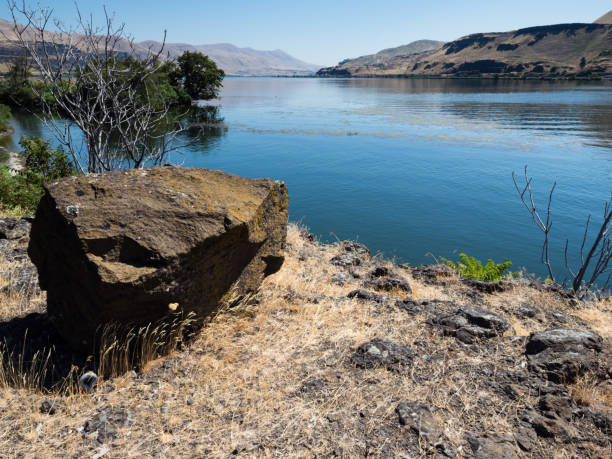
0;223;610;457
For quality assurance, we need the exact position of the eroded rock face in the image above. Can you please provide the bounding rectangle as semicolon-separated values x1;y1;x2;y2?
28;166;289;350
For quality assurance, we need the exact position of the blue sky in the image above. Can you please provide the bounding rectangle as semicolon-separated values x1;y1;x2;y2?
1;1;610;66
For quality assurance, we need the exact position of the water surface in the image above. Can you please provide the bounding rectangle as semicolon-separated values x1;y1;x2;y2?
5;78;612;282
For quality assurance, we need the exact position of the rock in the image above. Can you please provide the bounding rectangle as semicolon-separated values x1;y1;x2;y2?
28;166;289;350
298;376;326;394
514;426;537;452
395;299;424;315
330;252;361;268
461;278;508;294
0;217;32;240
364;276;412;293
428;306;511;344
331;272;350;286
351;338;414;372
370;266;390;278
79;371;99;392
39;399;57;415
525;328;602;354
84;407;131;443
467;433;518;458
410;264;455;285
525;328;605;383
577;408;612;436
347;289;387;303
341;241;369;255
516;306;538;319
395;402;455;457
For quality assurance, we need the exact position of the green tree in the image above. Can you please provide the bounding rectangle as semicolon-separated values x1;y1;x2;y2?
171;52;225;101
7;55;31;88
0;104;11;132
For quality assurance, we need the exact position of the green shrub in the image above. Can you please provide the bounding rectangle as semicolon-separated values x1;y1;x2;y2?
0;104;11;132
440;253;513;282
0;136;76;213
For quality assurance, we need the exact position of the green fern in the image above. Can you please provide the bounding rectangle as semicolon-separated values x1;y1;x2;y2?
440;253;513;282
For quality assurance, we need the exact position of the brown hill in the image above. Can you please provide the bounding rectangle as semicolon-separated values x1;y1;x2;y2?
0;18;319;76
318;23;612;78
594;10;612;24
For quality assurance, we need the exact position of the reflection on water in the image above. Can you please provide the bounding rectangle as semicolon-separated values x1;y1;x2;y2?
4;78;612;282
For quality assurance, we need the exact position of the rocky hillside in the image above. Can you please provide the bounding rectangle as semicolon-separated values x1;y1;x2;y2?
1;217;610;457
595;10;612;24
333;40;444;68
317;23;612;78
0;18;319;76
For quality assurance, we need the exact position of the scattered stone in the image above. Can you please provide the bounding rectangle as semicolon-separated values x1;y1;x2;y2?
39;399;57;415
330;252;361;268
525;328;605;383
351;338;414;372
0;217;32;240
28;166;289;350
516;305;538;319
364;276;412;293
526;328;602;354
467;433;518;458
551;312;568;323
461;278;508;294
514;426;537;452
340;241;369;256
83;407;131;443
347;289;387;303
395;299;424;315
331;272;350;286
79;371;99;392
428;306;511;344
395;402;455;457
299;376;326;394
410;264;455;285
369;266;390;278
577;408;612;436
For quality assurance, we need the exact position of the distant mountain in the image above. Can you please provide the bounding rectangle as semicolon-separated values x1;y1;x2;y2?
594;10;612;24
0;18;319;76
137;41;319;76
318;23;612;78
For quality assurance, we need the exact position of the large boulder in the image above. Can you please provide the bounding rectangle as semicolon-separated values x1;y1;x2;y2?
28;166;289;350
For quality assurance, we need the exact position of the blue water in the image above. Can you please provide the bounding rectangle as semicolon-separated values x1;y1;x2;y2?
4;78;612;281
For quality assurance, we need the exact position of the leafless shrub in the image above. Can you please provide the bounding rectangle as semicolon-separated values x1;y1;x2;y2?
5;1;186;172
513;166;611;298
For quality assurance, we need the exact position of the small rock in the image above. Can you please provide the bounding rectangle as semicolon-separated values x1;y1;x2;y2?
411;264;455;285
40;399;57;415
79;371;99;392
351;338;414;372
331;272;350;286
516;306;538;319
0;217;32;240
364;276;412;293
526;328;602;354
370;266;390;278
395;402;455;457
514;426;537;452
551;312;568;323
330;252;361;268
462;278;507;294
467;433;518;459
84;407;130;444
341;241;369;255
395;299;423;315
428;306;511;344
298;376;326;394
347;289;387;304
525;328;605;383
